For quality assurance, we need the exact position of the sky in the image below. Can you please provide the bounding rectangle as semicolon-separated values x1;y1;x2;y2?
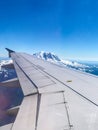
0;0;98;61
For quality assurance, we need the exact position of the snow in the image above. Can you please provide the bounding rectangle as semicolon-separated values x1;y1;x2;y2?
61;60;89;68
0;59;17;82
33;51;61;62
0;59;13;70
33;51;88;68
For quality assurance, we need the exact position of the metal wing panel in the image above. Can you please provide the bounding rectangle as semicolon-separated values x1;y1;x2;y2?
9;52;72;130
0;124;13;130
6;50;98;130
37;92;71;130
21;53;98;106
12;94;38;130
12;61;37;96
64;88;98;130
11;53;56;93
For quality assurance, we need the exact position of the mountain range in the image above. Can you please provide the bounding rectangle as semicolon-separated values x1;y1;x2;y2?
33;51;98;76
33;51;88;69
0;51;98;82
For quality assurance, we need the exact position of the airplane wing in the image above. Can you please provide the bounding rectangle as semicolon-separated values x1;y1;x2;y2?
1;48;98;130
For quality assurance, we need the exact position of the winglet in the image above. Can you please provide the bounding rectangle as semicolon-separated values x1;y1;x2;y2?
5;48;15;57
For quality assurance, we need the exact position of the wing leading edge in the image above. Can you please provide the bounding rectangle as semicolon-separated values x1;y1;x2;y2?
3;48;98;130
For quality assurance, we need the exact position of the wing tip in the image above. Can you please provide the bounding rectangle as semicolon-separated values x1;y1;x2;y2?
5;48;15;57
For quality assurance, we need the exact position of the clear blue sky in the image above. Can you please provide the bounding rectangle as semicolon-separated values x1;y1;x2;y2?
0;0;98;61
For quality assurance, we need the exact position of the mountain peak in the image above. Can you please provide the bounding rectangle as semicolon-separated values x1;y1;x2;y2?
33;51;61;62
33;51;89;71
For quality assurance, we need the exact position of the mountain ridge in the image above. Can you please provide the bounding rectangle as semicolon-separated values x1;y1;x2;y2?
33;51;88;68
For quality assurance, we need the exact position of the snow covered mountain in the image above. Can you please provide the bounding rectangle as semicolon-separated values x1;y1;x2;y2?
0;59;17;82
33;52;98;76
33;51;61;62
0;59;13;70
0;52;97;82
33;51;88;68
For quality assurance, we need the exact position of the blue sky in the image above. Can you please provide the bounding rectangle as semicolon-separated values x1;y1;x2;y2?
0;0;98;60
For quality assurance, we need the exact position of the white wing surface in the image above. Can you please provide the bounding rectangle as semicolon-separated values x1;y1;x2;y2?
1;48;98;130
